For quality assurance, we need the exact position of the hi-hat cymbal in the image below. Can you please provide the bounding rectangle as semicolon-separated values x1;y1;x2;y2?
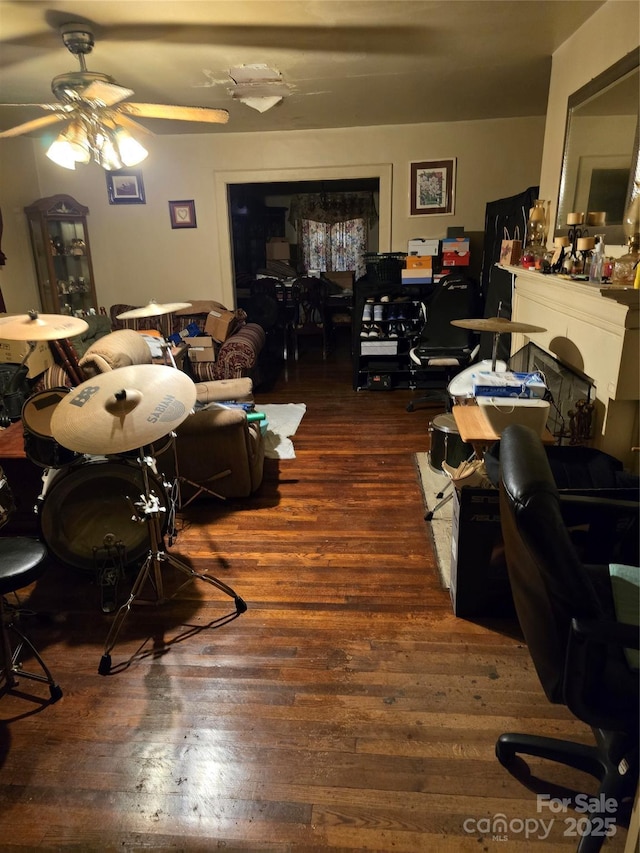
451;316;546;334
50;364;196;455
0;312;89;341
116;300;192;320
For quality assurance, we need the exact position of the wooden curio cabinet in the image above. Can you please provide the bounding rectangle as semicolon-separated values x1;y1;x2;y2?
24;194;98;316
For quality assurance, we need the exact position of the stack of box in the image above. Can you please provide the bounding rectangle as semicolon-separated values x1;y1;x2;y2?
404;238;440;285
402;255;433;284
185;335;216;362
407;238;440;257
441;237;470;267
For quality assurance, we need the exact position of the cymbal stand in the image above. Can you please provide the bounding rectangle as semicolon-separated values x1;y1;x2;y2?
98;447;246;675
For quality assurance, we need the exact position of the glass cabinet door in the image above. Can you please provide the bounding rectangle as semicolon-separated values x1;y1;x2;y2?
24;195;98;316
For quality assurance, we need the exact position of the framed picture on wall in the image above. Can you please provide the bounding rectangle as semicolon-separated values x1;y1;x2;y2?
169;200;197;229
106;169;146;204
409;159;456;216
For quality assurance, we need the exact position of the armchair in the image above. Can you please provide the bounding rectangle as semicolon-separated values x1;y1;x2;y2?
496;424;638;853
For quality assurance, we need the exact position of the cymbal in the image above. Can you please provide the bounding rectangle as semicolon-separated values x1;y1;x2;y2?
0;312;89;341
50;364;196;455
451;316;546;334
116;300;192;320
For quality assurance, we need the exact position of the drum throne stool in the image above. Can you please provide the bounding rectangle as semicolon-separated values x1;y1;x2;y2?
0;537;63;703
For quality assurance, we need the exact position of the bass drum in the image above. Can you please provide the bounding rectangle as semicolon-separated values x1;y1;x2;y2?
39;459;168;571
428;413;472;474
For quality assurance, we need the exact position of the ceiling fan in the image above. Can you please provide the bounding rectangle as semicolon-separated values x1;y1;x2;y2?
0;21;229;169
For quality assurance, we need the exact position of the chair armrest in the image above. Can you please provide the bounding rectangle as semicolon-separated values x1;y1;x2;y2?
559;493;639;517
564;616;639;731
571;616;639;650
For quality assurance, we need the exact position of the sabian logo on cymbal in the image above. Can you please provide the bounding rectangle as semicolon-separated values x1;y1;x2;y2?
147;396;186;424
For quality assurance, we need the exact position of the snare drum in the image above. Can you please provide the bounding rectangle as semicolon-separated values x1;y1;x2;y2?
39;458;169;571
22;387;80;469
428;413;472;474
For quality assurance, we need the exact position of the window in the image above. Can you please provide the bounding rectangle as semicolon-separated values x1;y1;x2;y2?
289;192;378;280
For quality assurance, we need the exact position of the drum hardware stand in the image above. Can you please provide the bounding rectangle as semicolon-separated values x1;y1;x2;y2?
163;430;230;509
98;448;246;675
178;470;231;508
93;537;127;614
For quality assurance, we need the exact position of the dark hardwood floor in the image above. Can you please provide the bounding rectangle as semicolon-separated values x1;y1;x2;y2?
0;331;630;851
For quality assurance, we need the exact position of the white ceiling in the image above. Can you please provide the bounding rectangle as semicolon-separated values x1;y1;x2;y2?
0;0;606;138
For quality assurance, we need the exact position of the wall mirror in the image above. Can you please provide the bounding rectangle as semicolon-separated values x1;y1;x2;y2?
555;49;639;246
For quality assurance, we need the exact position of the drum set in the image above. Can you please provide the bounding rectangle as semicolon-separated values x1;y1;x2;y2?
0;310;246;675
425;314;547;518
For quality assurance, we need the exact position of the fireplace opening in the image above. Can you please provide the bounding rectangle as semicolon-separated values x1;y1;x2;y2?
510;342;594;445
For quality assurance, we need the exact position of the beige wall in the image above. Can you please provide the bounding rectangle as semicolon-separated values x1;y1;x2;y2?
539;0;640;240
1;115;543;313
2;0;635;317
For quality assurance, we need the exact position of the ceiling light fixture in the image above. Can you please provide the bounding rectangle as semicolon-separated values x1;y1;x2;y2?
46;112;148;171
228;64;291;114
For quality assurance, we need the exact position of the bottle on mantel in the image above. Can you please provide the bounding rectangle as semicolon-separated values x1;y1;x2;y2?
589;235;605;283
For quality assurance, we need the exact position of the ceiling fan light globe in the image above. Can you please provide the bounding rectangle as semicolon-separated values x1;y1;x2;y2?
114;128;148;167
46;138;77;170
64;123;91;164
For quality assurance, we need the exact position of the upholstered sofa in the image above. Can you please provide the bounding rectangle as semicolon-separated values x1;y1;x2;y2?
42;329;265;500
110;301;266;384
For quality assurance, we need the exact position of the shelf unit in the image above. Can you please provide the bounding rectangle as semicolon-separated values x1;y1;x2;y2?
352;279;434;390
24;194;98;316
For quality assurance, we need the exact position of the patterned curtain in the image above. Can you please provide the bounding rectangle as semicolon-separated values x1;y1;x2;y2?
291;192;376;280
299;219;367;280
288;192;377;227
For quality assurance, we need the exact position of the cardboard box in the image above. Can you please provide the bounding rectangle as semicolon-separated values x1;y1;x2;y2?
0;337;53;378
401;268;432;284
185;336;216;362
406;255;433;270
204;308;237;343
324;271;354;290
361;341;398;355
442;237;470;266
265;237;290;260
408;238;440;256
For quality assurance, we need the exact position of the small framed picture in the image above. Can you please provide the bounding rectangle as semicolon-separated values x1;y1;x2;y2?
410;159;456;216
169;200;197;229
106;169;145;204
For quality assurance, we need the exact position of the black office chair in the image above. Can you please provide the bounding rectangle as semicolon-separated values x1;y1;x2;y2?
496;424;638;853
406;273;480;411
0;467;62;703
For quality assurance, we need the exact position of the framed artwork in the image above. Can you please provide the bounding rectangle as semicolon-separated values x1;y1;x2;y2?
106;169;145;204
409;159;456;216
169;199;197;229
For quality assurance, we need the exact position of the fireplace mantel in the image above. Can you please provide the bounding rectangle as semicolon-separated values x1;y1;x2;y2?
500;265;639;471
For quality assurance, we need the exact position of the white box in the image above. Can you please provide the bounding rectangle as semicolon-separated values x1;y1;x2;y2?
408;238;440;256
477;397;550;437
361;341;398;355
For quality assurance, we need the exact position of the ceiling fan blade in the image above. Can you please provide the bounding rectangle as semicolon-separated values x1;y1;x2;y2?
121;103;229;124
113;113;155;136
0;113;68;138
81;80;135;107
